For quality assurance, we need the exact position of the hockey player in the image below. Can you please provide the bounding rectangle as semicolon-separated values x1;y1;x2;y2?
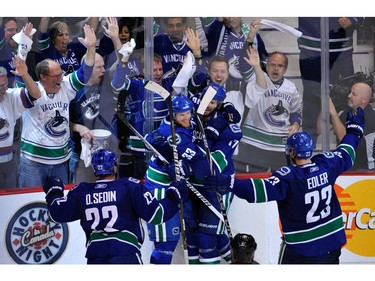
190;83;243;264
113;48;197;179
143;87;241;264
113;53;174;179
204;107;365;264
144;94;208;264
43;148;188;264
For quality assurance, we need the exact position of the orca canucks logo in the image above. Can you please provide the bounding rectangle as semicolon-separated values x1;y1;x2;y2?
0;117;10;141
264;100;288;127
5;202;69;264
44;110;68;137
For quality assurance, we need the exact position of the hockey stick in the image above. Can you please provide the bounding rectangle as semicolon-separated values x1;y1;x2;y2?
145;81;189;264
144;80;171;100
195;86;234;241
164;93;189;264
117;114;224;222
196;86;217;173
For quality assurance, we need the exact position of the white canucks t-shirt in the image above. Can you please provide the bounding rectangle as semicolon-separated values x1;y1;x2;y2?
0;87;34;153
21;75;84;164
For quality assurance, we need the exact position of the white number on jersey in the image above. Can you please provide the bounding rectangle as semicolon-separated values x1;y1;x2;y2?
305;185;332;223
85;205;119;232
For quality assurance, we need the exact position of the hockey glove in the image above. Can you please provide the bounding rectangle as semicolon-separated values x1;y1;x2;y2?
43;176;65;202
204;174;232;193
166;178;189;203
145;130;171;158
219;102;241;124
205;125;220;141
166;159;191;179
346;107;365;138
206;113;228;134
146;129;167;148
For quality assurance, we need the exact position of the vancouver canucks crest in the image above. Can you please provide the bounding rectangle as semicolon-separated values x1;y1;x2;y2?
0;117;10;141
263;100;288;127
44;110;68;137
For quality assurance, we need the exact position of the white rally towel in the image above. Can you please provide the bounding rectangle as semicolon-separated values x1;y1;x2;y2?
172;51;196;94
260;19;302;38
12;28;37;61
80;138;92;167
119;38;136;62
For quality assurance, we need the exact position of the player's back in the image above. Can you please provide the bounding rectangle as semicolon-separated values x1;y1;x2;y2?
275;161;346;256
71;178;143;233
70;177;147;258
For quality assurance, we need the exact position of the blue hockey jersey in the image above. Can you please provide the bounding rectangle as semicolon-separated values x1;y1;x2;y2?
232;133;361;256
112;62;176;155
191;112;242;235
154;26;191;79
46;177;180;259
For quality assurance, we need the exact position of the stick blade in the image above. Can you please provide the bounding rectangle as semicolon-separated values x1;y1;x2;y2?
197;86;217;115
144;81;171;100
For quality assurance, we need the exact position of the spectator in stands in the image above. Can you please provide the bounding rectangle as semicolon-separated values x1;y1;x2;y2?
69;17;125;183
154;17;202;79
297;17;362;144
236;48;302;172
18;24;96;187
35;17;99;75
321;82;375;170
199;17;268;93
0;57;41;189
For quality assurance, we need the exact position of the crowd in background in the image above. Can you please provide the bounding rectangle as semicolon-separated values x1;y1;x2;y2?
1;16;374;190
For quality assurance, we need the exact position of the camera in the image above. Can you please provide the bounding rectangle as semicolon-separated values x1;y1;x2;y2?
330;72;374;111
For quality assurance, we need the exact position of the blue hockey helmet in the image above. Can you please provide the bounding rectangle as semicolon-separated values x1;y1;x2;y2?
231;233;257;264
203;82;226;102
172;94;194;114
91;149;118;176
285;132;314;159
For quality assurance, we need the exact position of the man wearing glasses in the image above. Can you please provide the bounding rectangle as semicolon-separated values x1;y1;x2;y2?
236;48;302;173
0;57;41;189
18;24;96;187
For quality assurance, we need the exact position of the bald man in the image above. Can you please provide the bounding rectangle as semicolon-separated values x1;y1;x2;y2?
328;82;375;170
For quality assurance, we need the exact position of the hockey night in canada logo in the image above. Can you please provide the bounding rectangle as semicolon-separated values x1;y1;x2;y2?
5;202;69;264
